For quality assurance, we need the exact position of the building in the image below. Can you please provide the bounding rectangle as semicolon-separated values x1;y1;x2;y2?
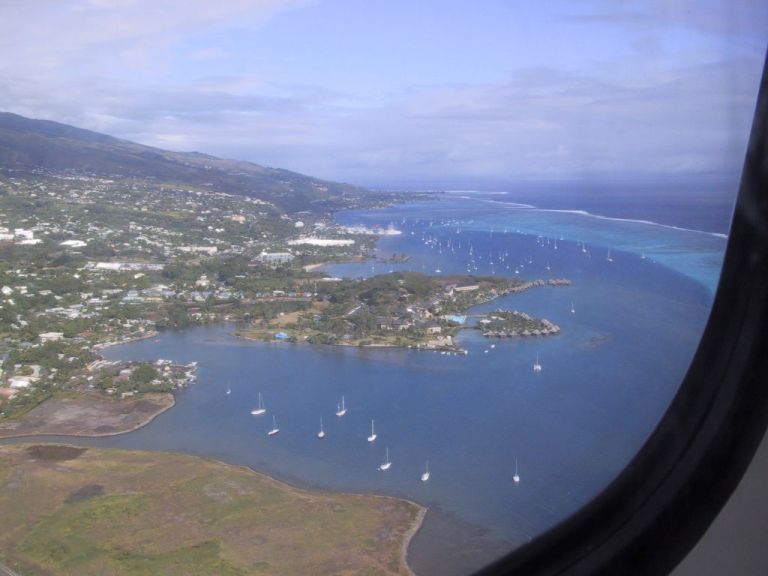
39;332;64;343
8;377;31;389
254;252;295;265
60;239;87;248
178;246;218;255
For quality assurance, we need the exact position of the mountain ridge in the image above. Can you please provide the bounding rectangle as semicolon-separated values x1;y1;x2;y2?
0;111;372;213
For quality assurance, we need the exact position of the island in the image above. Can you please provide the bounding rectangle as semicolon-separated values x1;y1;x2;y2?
0;444;424;576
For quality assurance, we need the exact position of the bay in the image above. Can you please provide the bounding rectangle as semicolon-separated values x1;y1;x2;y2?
3;194;726;575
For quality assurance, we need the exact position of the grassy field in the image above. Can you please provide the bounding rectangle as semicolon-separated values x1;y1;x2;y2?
0;444;423;575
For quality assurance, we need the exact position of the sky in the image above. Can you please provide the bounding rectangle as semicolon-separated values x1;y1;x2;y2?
0;0;766;187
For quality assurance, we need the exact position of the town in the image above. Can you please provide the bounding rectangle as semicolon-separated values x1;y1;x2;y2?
0;169;566;421
0;169;397;419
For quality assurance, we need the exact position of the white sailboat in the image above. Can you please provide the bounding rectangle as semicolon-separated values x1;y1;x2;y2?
606;250;614;263
533;353;542;373
335;395;347;417
570;301;576;314
250;392;266;416
317;416;325;439
421;460;430;482
267;415;279;436
379;447;392;471
367;419;377;442
513;458;520;484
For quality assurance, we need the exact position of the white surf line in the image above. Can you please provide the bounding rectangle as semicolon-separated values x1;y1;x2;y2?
460;196;728;239
532;208;729;240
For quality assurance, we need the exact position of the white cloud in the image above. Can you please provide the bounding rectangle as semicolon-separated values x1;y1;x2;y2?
0;1;764;185
0;0;309;77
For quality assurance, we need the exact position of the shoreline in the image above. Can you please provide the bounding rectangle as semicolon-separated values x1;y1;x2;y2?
232;330;466;355
92;329;159;349
403;505;429;575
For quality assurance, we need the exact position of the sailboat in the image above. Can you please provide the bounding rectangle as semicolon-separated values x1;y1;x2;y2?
367;419;377;442
267;415;279;436
250;393;266;416
607;250;614;263
335;396;347;417
570;301;576;314
379;447;392;471
513;458;520;484
317;416;325;439
533;353;542;373
421;461;430;482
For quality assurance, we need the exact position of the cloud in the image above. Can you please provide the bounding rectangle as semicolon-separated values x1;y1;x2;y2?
0;0;310;77
307;58;762;184
0;1;764;185
561;0;768;44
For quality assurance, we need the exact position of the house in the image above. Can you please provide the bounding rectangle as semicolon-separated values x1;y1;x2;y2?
8;377;31;389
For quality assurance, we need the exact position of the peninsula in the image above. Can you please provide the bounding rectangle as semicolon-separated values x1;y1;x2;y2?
234;273;569;353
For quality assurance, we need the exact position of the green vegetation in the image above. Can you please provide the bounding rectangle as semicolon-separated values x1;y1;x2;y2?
479;309;562;337
0;444;421;575
0;171;386;419
239;272;524;352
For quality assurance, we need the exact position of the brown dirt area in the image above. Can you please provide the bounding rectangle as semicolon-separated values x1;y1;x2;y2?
0;393;175;439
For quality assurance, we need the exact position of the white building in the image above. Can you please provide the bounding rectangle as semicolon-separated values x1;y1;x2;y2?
39;332;65;343
287;237;354;247
8;377;31;389
178;246;218;255
14;229;34;240
60;239;87;248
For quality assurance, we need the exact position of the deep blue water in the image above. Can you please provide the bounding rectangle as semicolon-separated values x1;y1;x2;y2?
3;193;731;575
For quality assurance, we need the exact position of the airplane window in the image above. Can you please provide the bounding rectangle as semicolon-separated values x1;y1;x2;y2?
0;2;765;576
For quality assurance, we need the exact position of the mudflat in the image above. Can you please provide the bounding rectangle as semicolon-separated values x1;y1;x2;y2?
0;393;175;438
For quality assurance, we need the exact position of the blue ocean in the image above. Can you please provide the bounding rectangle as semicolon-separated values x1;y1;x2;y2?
4;188;732;575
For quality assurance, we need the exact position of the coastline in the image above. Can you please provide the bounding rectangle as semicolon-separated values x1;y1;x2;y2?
92;329;159;349
403;505;429;575
302;262;328;272
232;330;466;354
